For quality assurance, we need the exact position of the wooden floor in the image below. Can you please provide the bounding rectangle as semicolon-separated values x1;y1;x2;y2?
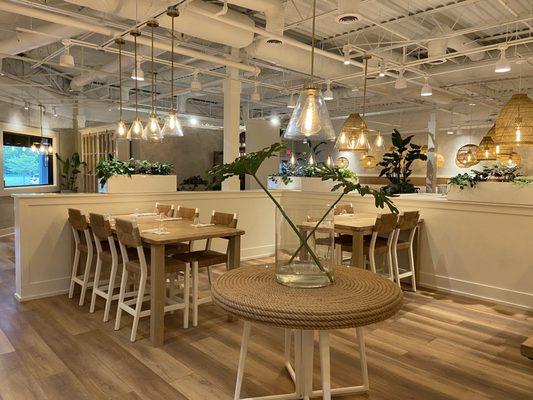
0;235;532;400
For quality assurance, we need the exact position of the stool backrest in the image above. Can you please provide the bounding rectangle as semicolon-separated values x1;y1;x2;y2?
176;206;199;221
155;203;174;217
397;211;419;231
334;203;354;215
373;213;397;235
115;218;142;248
211;211;238;228
89;213;112;240
68;208;88;231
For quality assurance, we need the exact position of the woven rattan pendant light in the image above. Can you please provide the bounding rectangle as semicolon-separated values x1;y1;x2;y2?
335;157;349;168
497;151;521;167
362;154;377;168
455;144;478;168
336;55;372;152
284;0;335;140
492;93;533;146
476;125;497;161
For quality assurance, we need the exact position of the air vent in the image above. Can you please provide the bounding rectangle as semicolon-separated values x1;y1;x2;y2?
336;0;362;24
266;38;283;45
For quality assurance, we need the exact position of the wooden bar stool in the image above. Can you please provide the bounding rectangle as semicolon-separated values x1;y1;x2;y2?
155;202;175;217
88;213;122;322
392;211;420;291
67;208;94;306
171;211;238;327
114;218;189;341
340;213;397;280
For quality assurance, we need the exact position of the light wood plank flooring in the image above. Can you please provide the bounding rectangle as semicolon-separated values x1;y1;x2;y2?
0;235;531;399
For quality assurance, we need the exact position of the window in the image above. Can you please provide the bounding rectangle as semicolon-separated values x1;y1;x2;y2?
3;132;54;188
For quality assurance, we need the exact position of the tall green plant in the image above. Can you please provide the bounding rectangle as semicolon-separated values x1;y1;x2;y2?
209;143;397;283
96;154;173;188
55;152;86;192
378;129;427;195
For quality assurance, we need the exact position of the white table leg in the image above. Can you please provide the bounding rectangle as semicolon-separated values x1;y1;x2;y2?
357;327;369;390
284;329;296;383
319;331;331;400
234;321;251;400
301;330;314;399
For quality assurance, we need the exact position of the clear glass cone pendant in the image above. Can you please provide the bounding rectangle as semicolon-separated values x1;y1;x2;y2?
144;113;162;142
116;120;127;140
374;131;384;149
284;86;335;141
161;111;183;137
127;117;145;140
30;143;38;153
47;144;54;154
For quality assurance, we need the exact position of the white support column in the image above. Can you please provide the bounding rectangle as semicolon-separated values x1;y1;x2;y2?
222;47;242;191
425;111;438;193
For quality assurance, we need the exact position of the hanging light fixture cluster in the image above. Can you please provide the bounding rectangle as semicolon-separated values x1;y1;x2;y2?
336;54;373;152
30;104;53;155
283;0;335;141
115;5;184;141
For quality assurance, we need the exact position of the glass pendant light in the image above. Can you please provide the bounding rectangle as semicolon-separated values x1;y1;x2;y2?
114;37;127;140
161;6;184;138
143;20;162;142
284;0;335;141
127;29;145;140
326;155;333;167
374;130;384;149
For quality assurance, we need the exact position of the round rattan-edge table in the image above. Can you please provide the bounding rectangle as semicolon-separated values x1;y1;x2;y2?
212;265;403;400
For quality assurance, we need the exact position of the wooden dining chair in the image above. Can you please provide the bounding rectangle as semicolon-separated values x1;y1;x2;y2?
155;203;175;217
114;218;189;341
175;205;199;221
171;211;238;327
67;208;94;306
334;203;354;215
88;213;121;322
392;211;420;291
340;213;398;280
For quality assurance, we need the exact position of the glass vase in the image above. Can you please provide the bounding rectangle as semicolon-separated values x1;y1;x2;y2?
275;204;334;288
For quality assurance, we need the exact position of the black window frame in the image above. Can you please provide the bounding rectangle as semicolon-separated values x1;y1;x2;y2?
2;131;54;188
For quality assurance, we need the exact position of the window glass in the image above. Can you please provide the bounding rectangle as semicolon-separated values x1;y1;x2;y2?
3;132;53;188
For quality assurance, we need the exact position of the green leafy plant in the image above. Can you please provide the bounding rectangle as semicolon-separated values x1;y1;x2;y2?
513;177;533;186
449;164;523;190
96;154;173;188
179;175;209;191
55;152;86;192
209;143;397;283
378;129;427;195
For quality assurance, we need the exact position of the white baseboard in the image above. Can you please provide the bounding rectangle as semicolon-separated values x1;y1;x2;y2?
0;227;14;237
419;272;533;311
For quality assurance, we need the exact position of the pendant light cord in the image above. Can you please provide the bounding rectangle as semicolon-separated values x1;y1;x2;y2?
118;41;122;121
362;56;369;118
134;34;138;118
310;0;316;84
170;14;175;112
151;23;155;114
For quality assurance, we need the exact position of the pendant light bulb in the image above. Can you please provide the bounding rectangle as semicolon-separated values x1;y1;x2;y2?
515;126;521;142
326;155;333;167
378;62;386;77
496;144;501;154
127;117;145;140
30;143;38;153
343;45;351;65
374;131;384;148
308;154;315;165
47;144;54;154
290;153;296;166
297;90;322;136
116;120;127;138
144;113;162;141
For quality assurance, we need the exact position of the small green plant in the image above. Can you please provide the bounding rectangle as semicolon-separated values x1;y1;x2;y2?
96;154;173;188
209;143;397;283
55;152;86;192
378;129;427;195
449;164;523;189
180;175;209;191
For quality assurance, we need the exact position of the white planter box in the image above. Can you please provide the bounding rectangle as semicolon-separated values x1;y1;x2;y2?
267;177;337;192
267;176;302;190
99;175;177;194
447;181;533;206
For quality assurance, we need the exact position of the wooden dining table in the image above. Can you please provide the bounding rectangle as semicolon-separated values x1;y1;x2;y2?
301;212;422;269
109;214;245;346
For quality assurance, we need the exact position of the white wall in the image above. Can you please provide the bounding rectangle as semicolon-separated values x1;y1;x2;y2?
245;119;280;189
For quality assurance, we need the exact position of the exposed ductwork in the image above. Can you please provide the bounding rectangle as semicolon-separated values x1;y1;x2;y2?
225;0;285;44
0;23;84;57
63;0;255;49
428;25;485;62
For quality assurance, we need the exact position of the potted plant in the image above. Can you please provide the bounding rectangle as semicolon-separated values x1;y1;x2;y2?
209;143;397;288
179;175;209;191
96;154;176;194
55;152;86;193
378;129;427;195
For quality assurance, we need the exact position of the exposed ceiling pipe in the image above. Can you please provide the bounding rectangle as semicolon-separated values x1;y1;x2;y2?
225;0;285;44
0;23;85;57
0;0;260;74
429;25;485;62
63;0;255;49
